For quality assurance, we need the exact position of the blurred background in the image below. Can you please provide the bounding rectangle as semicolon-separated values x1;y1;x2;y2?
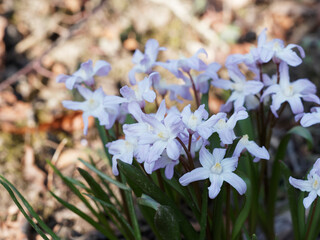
0;0;320;239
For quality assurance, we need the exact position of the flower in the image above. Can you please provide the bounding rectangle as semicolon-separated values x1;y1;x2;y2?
233;135;270;162
129;39;165;85
179;147;246;199
181;104;209;133
212;70;263;110
289;159;320;208
300;107;320;127
107;136;138;175
152;151;179;179
62;86;118;134
57;60;111;90
261;62;319;117
258;28;305;66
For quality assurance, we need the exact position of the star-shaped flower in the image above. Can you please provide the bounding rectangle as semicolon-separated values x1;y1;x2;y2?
179;147;246;199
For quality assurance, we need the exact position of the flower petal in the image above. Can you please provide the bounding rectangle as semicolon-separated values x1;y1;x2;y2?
223;173;247;195
179;168;210;186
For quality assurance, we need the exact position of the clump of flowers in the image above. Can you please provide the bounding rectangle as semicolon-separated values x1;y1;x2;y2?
51;30;320;240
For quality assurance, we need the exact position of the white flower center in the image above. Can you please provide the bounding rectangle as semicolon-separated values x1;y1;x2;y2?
157;130;169;141
273;41;282;52
124;141;133;151
216;119;227;130
188;114;199;130
87;98;99;110
241;134;249;145
312;179;319;190
283;85;294;97
232;83;244;92
211;162;223;174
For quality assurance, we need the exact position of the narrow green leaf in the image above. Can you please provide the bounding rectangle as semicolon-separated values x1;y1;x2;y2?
306;197;320;240
280;161;301;240
199;182;208;240
138;204;163;240
0;176;59;240
95;118;112;165
0;180;50;240
232;176;252;240
78;158;129;190
154;206;180;240
50;191;117;240
84;193;135;240
117;161;198;240
200;92;209;113
46;160;99;217
268;126;313;234
120;173;142;240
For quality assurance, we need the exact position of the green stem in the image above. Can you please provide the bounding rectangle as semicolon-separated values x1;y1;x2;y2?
226;184;231;240
305;198;318;240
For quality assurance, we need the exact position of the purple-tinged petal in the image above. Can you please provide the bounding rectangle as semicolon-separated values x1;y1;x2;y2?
303;191;317;209
246;142;270;160
62;100;85;111
208;175;223;199
199;147;214;169
277;49;302;67
289;177;312;192
287;97;304;114
142;91;156;103
166;139;181;160
221;157;238;172
300;112;320;127
179;167;210;186
212;148;226;163
94;60;111;76
223;173;247;195
76;85;93;100
211;79;233;90
65;76;79;90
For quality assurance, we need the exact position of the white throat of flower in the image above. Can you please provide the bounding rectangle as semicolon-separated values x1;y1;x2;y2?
87;98;100;111
241;134;249;145
157;130;170;141
232;82;244;92
211;162;223;174
188;114;199;130
283;85;294;97
216;119;227;130
312;178;320;190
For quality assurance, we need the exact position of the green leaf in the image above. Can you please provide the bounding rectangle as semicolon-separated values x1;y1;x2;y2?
117;161;198;240
199;182;208;240
78;158;130;190
138;204;163;240
46;160;99;217
120;173;142;240
84;193;135;240
50;191;117;240
154;206;180;240
0;176;59;239
280;161;302;240
267;126;314;234
0;180;51;240
200;92;209;113
232;176;252;240
95;118;112;165
306;198;320;240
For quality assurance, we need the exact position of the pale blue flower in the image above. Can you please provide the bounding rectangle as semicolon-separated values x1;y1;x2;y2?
300;107;320;127
179;147;246;199
153;151;179;179
289;159;320;208
233;135;270;162
62;86;118;135
107;136;138;175
262;62;320;117
57;60;111;89
129;39;165;85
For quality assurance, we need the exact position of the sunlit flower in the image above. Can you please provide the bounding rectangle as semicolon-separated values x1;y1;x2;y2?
129;39;165;85
261;62;319;117
179;147;246;199
57;60;111;89
62;86;118;135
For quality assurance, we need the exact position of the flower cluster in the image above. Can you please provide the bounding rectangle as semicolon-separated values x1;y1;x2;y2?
57;31;319;205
